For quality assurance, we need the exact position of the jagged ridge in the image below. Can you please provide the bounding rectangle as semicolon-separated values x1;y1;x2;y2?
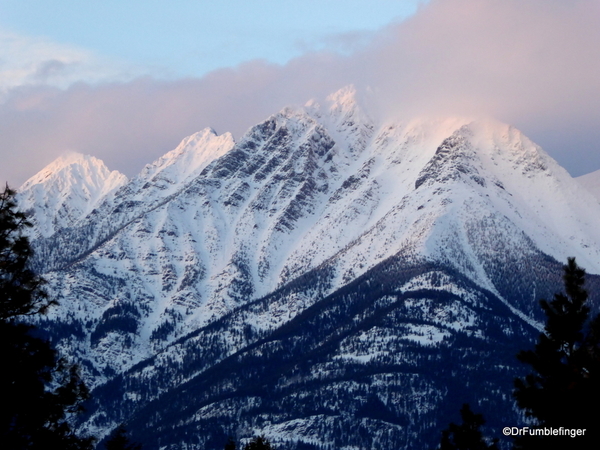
19;86;600;449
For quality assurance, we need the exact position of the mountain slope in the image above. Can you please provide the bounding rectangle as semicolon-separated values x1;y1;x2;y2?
17;152;127;237
20;86;600;449
82;258;539;450
578;168;600;202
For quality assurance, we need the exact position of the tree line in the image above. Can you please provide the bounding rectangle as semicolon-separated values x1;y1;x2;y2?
0;184;285;450
2;183;599;449
436;257;600;449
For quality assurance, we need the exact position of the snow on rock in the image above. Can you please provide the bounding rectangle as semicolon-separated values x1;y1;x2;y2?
132;128;235;198
17;152;127;237
20;86;600;384
577;169;600;202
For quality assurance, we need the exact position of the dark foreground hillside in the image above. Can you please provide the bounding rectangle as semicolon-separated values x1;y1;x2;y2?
73;255;595;450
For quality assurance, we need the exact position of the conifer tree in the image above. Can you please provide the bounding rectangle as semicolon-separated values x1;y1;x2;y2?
437;258;600;450
105;424;142;450
0;185;54;318
243;435;274;450
224;437;237;450
0;184;93;449
437;404;498;450
513;257;600;449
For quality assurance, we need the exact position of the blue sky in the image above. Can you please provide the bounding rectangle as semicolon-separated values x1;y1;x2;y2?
0;0;426;83
1;0;599;186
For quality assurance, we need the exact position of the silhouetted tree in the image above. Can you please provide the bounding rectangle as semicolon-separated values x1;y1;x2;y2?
244;435;274;450
513;257;600;449
437;258;600;449
0;184;93;449
105;424;142;450
224;436;237;450
437;403;498;450
0;184;54;319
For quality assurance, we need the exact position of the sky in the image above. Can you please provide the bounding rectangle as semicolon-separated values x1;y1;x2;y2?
1;0;599;187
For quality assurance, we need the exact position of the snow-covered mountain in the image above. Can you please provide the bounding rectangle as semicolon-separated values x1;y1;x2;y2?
19;86;600;450
17;152;127;237
578;168;600;202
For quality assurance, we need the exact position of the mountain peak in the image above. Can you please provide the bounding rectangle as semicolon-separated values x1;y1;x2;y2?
326;84;359;110
457;119;560;182
138;127;235;189
318;85;375;157
20;152;115;189
22;89;600;450
325;85;372;123
17;152;127;237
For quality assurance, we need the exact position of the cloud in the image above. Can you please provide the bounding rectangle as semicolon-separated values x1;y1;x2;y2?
30;59;70;82
368;0;600;119
1;0;599;187
0;28;144;94
364;0;600;174
0;56;357;187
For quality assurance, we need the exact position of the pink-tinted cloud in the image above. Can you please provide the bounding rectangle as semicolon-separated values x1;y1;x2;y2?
1;0;599;187
368;0;600;121
365;0;600;174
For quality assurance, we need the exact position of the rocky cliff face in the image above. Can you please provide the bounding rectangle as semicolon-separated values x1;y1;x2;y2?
19;86;600;449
